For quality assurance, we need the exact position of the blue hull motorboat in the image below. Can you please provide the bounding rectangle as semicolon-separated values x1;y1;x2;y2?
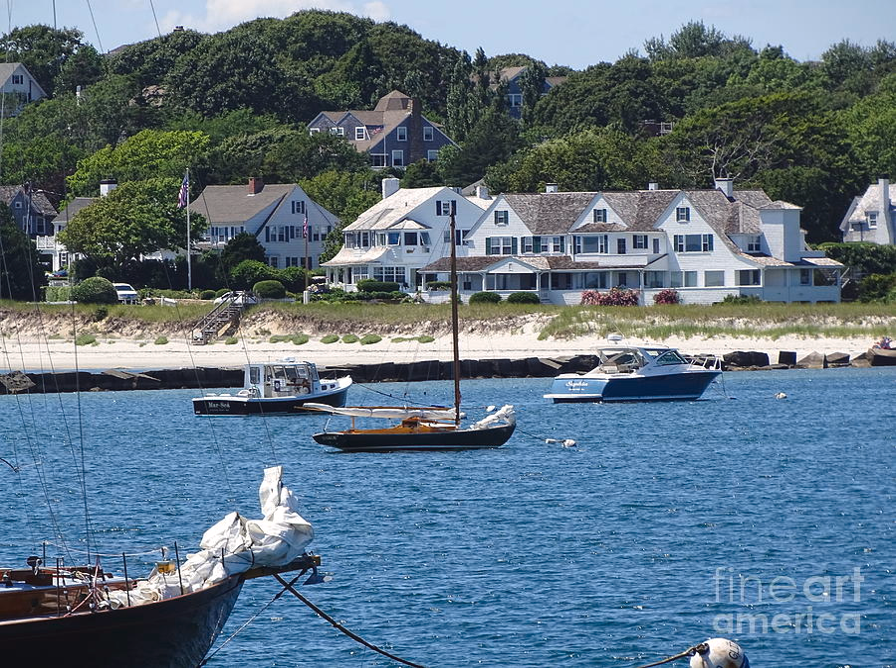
544;342;721;402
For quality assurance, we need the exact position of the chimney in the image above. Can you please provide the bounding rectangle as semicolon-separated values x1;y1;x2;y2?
248;177;264;194
409;97;424;164
99;178;117;197
880;174;890;208
714;177;734;198
381;177;400;199
647;182;659;191
476;185;490;200
545;183;559;193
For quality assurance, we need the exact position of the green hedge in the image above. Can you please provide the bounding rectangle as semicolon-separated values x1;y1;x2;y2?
357;279;400;293
506;291;540;304
469;291;502;304
45;285;72;302
71;277;118;304
253;280;286;298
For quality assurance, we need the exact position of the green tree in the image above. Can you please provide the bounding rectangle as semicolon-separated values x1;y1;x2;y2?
439;103;522;186
67;129;210;195
54;43;105;96
0;204;45;300
218;232;266;283
401;160;444;188
230;259;276;290
58;178;207;274
0;25;87;97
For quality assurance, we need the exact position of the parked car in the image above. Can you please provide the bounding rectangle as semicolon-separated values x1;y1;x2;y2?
113;283;140;304
213;291;259;306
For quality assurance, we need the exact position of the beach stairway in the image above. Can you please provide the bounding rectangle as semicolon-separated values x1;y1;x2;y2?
192;297;244;345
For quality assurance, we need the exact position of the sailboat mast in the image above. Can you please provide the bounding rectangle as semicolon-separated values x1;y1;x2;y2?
449;201;461;425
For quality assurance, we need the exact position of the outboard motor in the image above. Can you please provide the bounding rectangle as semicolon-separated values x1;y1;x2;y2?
689;638;749;668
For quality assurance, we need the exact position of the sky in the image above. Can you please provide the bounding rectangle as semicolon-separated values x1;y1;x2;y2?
6;0;896;70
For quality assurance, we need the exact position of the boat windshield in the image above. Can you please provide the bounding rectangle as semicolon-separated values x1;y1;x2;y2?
653;349;689;366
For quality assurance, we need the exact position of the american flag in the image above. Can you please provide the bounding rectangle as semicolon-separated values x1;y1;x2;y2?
303;215;308;239
177;171;189;208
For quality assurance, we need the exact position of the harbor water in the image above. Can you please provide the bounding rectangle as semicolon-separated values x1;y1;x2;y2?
1;368;893;666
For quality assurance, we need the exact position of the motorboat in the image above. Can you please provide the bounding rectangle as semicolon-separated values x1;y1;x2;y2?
544;341;721;402
193;358;352;415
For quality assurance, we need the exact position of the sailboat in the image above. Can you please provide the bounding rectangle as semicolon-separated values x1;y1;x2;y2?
308;202;516;452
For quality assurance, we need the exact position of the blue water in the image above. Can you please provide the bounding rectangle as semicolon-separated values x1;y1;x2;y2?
1;369;893;666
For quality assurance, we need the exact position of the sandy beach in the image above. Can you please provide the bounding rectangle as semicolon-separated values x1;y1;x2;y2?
1;331;874;372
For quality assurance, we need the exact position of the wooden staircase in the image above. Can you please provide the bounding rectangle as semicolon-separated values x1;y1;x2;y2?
192;296;245;345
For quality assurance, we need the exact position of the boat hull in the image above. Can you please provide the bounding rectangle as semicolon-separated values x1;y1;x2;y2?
193;384;349;415
0;574;243;667
545;370;721;402
313;422;516;452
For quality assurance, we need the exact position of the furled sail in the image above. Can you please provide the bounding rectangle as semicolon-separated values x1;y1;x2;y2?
303;403;459;421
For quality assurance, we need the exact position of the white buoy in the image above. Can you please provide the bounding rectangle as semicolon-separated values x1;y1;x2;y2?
561;439;577;448
486;405;496;412
774;392;787;399
689;638;748;668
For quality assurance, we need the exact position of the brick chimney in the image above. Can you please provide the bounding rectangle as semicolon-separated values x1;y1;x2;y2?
248;177;264;194
408;97;424;164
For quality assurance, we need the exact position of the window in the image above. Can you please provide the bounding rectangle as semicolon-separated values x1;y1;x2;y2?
387;232;400;245
800;268;812;285
291;201;305;215
355;127;366;140
705;270;725;287
360;232;369;247
391;149;404;166
633;234;648;249
867;212;878;228
427;150;439;161
676;206;690;222
746;235;761;252
329;127;344;136
396;126;408;141
574;235;608;253
617;238;626;254
486;236;515;255
494;210;509;225
423;126;434;142
507;93;522;107
420;232;431;246
371;154;386;167
11;74;23;85
617;273;628;287
436;200;454;216
373;266;406;283
736;269;761;286
683;271;697;287
593;208;607;223
674;234;713;252
545;236;564;253
644;271;664;288
345;232;356;247
268;256;279;268
14;201;22;209
652;238;660;253
309;128;320;134
670;271;682;288
522;236;541;253
404;232;418;246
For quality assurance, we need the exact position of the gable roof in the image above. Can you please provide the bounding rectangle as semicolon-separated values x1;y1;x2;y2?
0;186;57;217
502;192;597;234
52;197;94;223
0;62;46;97
839;181;896;231
189;183;296;224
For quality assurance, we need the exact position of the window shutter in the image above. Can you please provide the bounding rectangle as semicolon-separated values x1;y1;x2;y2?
559;237;565;253
486;238;493;255
533;237;541;253
435;201;440;215
511;238;518;255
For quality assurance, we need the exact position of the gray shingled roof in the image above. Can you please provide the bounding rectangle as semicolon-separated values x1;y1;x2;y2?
52;197;95;223
503;192;596;234
0;186;58;216
189;183;295;224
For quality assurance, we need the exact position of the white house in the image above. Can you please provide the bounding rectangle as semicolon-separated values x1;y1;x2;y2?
190;178;339;269
839;176;895;245
419;179;843;305
321;179;492;289
0;62;46;115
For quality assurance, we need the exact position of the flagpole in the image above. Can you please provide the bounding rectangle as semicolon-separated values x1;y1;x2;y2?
304;215;309;294
186;169;191;291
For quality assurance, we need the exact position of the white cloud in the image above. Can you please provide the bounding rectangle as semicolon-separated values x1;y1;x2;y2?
161;0;390;35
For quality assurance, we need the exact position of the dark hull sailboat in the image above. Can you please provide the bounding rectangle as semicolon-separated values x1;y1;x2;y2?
313;421;516;452
0;555;319;667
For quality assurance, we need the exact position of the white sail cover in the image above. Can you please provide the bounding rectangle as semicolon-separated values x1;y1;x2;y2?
303;402;459;421
105;466;314;608
471;404;515;430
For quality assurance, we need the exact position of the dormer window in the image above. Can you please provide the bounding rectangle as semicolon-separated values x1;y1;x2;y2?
355;127;366;140
494;210;508;225
593;208;607;223
396;126;407;142
11;74;23;85
676;206;690;222
436;200;454;216
329;127;344;136
867;212;878;228
747;235;761;252
291;201;305;215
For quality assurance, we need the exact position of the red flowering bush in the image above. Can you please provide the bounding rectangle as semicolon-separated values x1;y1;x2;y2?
580;287;640;306
653;288;680;305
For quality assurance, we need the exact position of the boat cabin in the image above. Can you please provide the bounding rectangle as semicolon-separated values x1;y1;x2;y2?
590;346;691;375
245;360;321;398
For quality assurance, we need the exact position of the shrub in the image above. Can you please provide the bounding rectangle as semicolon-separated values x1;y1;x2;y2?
341;334;359;343
200;289;216;300
506;291;540;304
71;277;118;304
44;285;72;302
469;291;502;304
215;288;230;298
357;279;400;293
418;335;435;343
719;294;763;305
580;288;640;306
154;336;169;345
277;266;308;292
858;273;896;303
360;334;382;345
291;334;309;345
224;336;239;345
321;334;339;344
653;288;680;305
75;333;96;346
427;281;452;291
91;306;108;321
231;260;277;290
253;279;287;299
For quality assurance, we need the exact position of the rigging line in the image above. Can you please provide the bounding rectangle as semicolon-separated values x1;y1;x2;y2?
70;300;93;562
84;0;105;54
274;574;428;668
0;457;19;472
148;0;162;38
